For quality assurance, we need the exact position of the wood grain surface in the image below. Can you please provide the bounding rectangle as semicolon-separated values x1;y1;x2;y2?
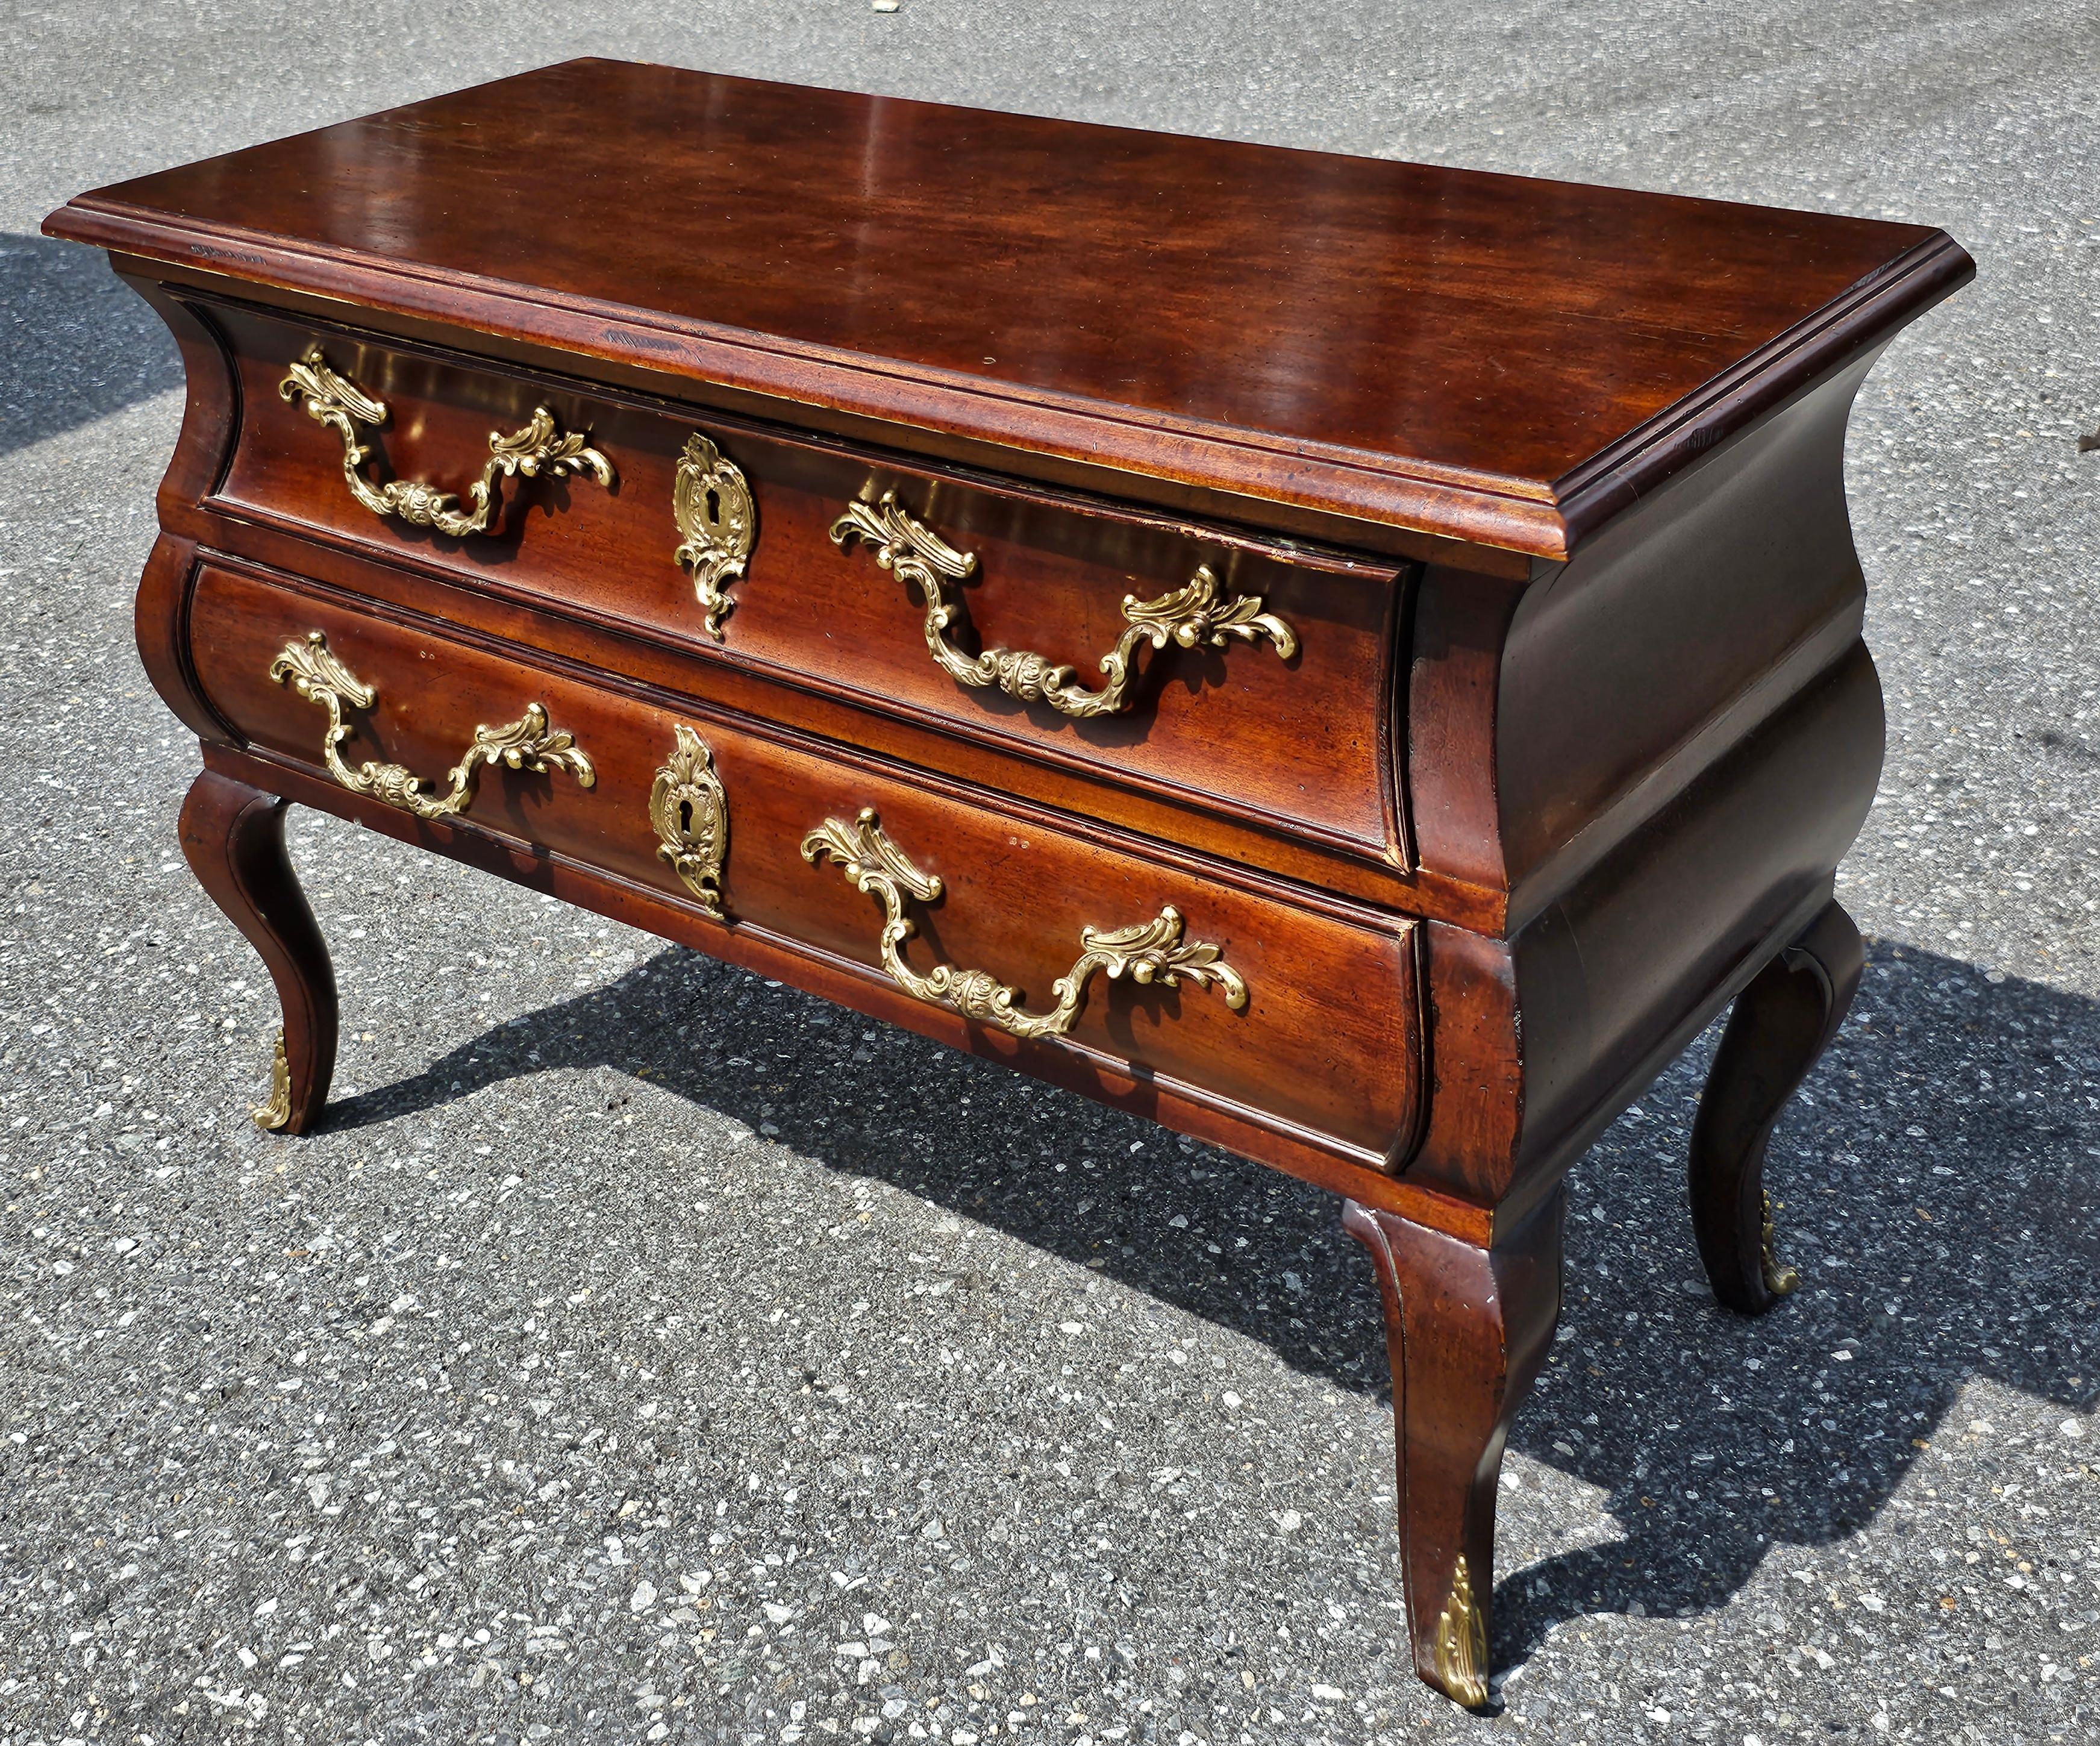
183;552;1426;1171
45;58;1972;556
46;63;1975;1704
194;297;1408;868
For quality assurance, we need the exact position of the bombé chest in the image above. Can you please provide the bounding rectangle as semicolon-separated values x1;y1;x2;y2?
46;60;1968;1706
45;60;1967;1225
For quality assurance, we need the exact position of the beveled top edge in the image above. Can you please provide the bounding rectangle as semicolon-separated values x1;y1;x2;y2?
44;195;1577;546
1551;228;1973;549
44;58;1975;558
43;196;1972;560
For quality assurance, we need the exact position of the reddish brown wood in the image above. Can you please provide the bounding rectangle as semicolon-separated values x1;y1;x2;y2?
164;489;1464;919
1689;898;1864;1314
1345;1191;1564;1706
178;768;337;1134
1410;357;1884;925
195;736;1492;1243
46;59;1969;557
183;552;1424;1168
135;533;230;747
181;294;1411;871
117;249;1525;580
45;63;1972;1705
1398;643;1882;1214
1404;571;1528;896
127;278;239;513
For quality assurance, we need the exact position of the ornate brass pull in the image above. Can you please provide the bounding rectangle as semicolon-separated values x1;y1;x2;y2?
672;433;757;639
828;492;1297;719
278;345;614;537
801;807;1246;1040
269;631;596;820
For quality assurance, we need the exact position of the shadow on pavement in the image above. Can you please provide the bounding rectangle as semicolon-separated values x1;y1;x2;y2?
0;231;180;455
328;936;2100;1669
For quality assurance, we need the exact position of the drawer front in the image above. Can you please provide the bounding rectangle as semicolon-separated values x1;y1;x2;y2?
184;559;1423;1163
198;300;1405;863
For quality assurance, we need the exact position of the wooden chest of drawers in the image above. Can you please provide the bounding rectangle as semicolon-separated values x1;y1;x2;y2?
47;58;1970;1707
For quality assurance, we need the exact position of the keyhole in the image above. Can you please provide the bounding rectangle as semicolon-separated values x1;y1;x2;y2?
704;487;721;528
678;798;694;839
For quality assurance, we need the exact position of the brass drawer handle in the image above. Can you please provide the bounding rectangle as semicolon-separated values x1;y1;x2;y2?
828;492;1297;719
269;631;596;820
802;807;1246;1039
278;346;614;537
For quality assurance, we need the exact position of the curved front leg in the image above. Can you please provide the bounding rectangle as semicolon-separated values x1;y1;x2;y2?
1343;1191;1564;1709
1689;898;1863;1315
178;769;338;1134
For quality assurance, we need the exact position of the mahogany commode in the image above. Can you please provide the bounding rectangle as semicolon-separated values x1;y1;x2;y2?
46;60;1970;1707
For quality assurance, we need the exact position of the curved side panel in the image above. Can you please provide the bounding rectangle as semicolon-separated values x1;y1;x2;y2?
135;533;234;745
1507;642;1884;1215
1493;354;1885;927
1401;643;1883;1215
121;269;245;748
1399;924;1523;1206
114;269;241;518
1405;353;1891;936
1404;569;1527;902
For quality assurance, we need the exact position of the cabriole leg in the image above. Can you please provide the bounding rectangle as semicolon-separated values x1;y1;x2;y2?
1343;1191;1564;1709
178;768;338;1134
1688;898;1863;1315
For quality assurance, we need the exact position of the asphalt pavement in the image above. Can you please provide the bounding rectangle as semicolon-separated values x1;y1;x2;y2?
3;2;2098;1743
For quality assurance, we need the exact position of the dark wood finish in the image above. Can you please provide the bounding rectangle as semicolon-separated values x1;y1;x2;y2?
156;512;1462;923
1345;1191;1564;1707
1690;899;1864;1315
1405;642;1881;1215
185;552;1425;1164
196;734;1489;1245
45;63;1969;1707
190;295;1410;869
1408;357;1883;922
177;768;337;1134
46;59;1969;559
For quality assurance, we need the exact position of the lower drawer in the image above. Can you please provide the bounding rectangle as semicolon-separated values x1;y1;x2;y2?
183;558;1425;1165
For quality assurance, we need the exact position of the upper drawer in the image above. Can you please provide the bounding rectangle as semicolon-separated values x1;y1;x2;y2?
193;299;1408;866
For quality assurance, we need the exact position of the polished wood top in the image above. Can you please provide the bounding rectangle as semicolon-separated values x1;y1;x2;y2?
47;58;1970;557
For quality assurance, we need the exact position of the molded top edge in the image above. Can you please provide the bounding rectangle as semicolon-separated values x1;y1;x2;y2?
45;58;1975;559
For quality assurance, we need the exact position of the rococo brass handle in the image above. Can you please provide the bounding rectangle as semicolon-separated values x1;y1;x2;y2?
801;807;1247;1040
828;492;1298;719
278;345;614;537
269;631;596;821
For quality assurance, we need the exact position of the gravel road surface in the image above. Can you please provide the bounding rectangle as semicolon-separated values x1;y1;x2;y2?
4;3;2098;1743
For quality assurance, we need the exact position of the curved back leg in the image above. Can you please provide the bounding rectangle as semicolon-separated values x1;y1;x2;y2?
1689;898;1864;1315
